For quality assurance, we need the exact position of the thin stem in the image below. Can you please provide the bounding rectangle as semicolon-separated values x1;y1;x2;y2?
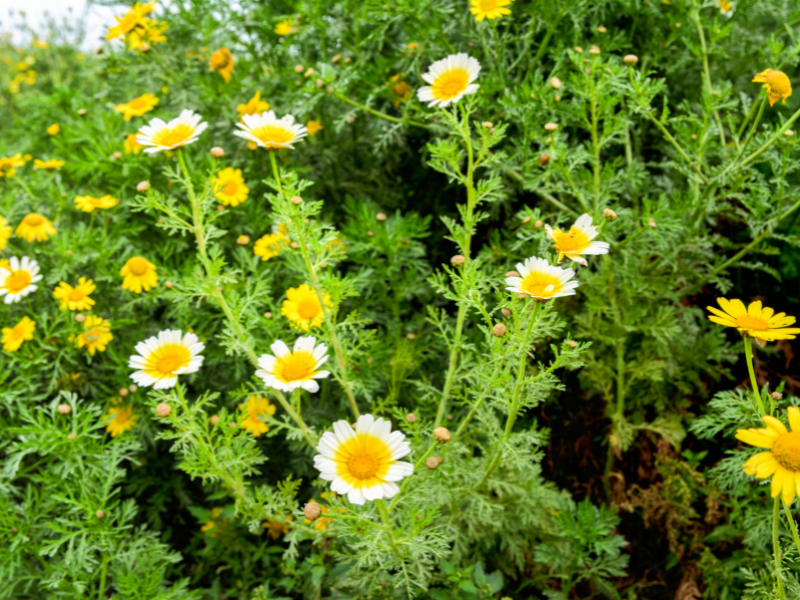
690;7;726;147
97;552;109;600
739;105;800;169
388;440;439;511
783;503;800;558
333;92;431;129
774;497;787;600
374;499;397;549
644;110;710;185
739;96;767;154
744;337;767;417
736;94;763;140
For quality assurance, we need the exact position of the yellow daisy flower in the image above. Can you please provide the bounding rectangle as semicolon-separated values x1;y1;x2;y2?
545;213;610;266
275;19;297;35
114;93;159;121
0;216;11;251
707;298;800;343
388;75;411;107
33;158;65;170
256;336;330;393
238;395;277;437
417;53;481;108
2;316;35;352
129;329;205;389
104;402;136;437
74;315;113;356
74;195;119;212
0;153;26;180
263;517;291;539
126;18;169;51
0;257;42;304
306;120;323;135
282;284;332;331
53;277;96;311
124;133;143;154
236;91;270;118
737;407;800;504
505;256;579;300
47;123;60;135
120;256;158;293
16;213;57;242
201;507;227;537
254;232;286;261
209;48;234;82
470;0;513;22
753;69;792;107
304;493;341;531
105;1;157;40
137;110;208;154
234;110;307;150
212;167;249;206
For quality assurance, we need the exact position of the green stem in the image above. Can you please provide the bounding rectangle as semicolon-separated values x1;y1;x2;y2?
783;503;800;558
97;552;109;600
374;499;398;549
532;9;563;63
739;104;800;169
333;92;431;129
774;497;787;600
644;109;710;185
736;94;763;140
690;7;726;147
739;96;767;154
388;440;439;511
744;337;767;417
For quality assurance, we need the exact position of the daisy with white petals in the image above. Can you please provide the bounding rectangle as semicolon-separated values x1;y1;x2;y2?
545;213;610;266
506;256;578;300
314;414;414;505
256;336;330;393
0;257;43;304
136;110;208;154
417;53;481;108
234;110;307;150
128;329;205;389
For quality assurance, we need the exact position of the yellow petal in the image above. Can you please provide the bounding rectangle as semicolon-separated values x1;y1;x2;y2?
748;300;763;318
718;297;746;317
789;407;800;433
784;471;797;505
708;315;738;328
763;416;788;435
736;428;776;448
756;455;779;479
760;306;775;321
772;467;785;498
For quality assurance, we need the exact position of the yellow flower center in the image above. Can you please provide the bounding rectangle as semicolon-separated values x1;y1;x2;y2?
6;271;32;293
147;344;192;376
84;328;103;343
128;257;150;276
251;124;295;146
553;228;592;255
151;124;195;148
68;289;85;301
114;409;132;425
480;0;496;10
24;214;44;226
298;297;321;319
127;97;148;110
432;68;470;101
773;431;800;471
347;454;380;479
735;315;770;331
277;351;316;382
223;182;238;196
767;71;791;96
520;272;562;298
11;325;25;340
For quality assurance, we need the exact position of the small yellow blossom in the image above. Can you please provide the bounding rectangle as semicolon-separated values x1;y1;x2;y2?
263;518;292;540
209;48;234;82
0;216;11;251
237;91;270;118
0;154;26;180
470;0;513;21
201;507;227;537
304;492;343;531
239;395;277;437
16;213;57;242
47;123;60;135
120;257;158;293
126;18;168;51
74;316;113;355
212;168;249;206
306;120;323;135
33;158;65;170
53;277;96;311
2;316;35;352
753;69;792;107
106;1;157;40
74;195;119;213
115;93;159;121
104;401;136;437
707;298;800;343
124;134;143;154
282;284;332;331
388;75;411;107
254;232;286;261
275;19;297;35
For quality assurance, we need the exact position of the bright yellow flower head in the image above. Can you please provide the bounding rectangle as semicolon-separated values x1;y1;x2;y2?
106;1;157;40
306;120;323;135
47;123;60;135
124;133;143;154
74;195;119;213
120;256;158;293
129;329;205;389
505;256;579;300
234;110;307;150
737;407;800;504
282;284;332;331
238;395;277;437
115;93;159;121
417;53;481;108
33;158;65;170
254;232;287;261
263;518;292;539
16;213;57;242
74;315;113;355
0;216;11;251
212;167;249;206
545;213;610;266
0;256;42;304
104;402;136;437
707;298;800;343
753;69;792;107
470;0;513;22
53;277;96;311
0;154;26;180
2;316;35;352
126;18;169;51
256;336;330;393
236;91;270;118
388;76;411;106
275;19;297;35
137;110;208;154
209;48;234;82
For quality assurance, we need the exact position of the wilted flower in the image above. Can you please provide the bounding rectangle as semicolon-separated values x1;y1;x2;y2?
753;69;792;107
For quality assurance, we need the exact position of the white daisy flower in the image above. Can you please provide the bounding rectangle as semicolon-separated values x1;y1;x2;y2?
136;110;208;154
234;110;307;150
128;329;205;389
314;414;414;505
417;53;481;108
256;336;330;393
0;256;43;304
506;256;579;300
544;213;610;266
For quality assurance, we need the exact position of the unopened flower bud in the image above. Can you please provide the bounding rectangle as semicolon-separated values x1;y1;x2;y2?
210;414;220;426
67;432;76;440
165;281;174;289
217;204;226;211
210;147;225;158
237;235;250;245
366;357;373;363
140;42;150;52
544;122;558;132
156;403;172;417
77;108;87;115
534;219;544;228
325;85;334;94
624;54;639;65
555;95;561;102
304;501;322;520
57;404;71;414
304;67;314;77
501;308;511;317
75;313;86;323
229;422;237;428
566;339;579;348
294;64;304;73
492;323;507;337
597;26;607;33
574;46;583;53
316;79;324;87
110;151;122;160
332;54;341;63
291;241;300;248
506;271;520;278
376;212;387;221
119;387;129;397
539;154;551;166
426;456;439;470
406;332;416;340
451;254;465;266
405;413;417;423
291;195;303;205
589;45;600;55
549;77;562;90
96;510;105;519
603;208;618;221
446;413;453;421
772;392;784;400
785;130;795;137
433;427;451;443
523;216;531;223
129;385;137;393
480;121;493;129
137;181;150;192
648;217;657;228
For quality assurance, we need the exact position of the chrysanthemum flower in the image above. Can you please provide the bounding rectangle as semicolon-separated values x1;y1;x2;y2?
201;507;227;537
0;216;11;250
545;213;610;266
470;0;513;21
306;120;323;135
0;154;26;180
254;232;287;261
74;195;119;212
209;48;234;82
104;402;136;437
120;256;158;293
282;284;332;331
234;111;307;150
275;19;297;35
47;123;60;135
114;93;159;121
2;316;35;352
736;407;800;504
417;53;481;108
753;69;792;107
505;257;578;300
388;75;412;107
255;336;330;393
717;0;734;15
75;316;113;355
707;298;799;343
0;257;43;304
33;158;65;170
236;91;270;118
129;329;205;389
212;167;249;206
124;133;143;154
106;1;157;39
53;277;96;311
16;213;57;242
304;492;342;531
137;110;208;154
239;395;277;437
314;414;414;505
263;518;291;539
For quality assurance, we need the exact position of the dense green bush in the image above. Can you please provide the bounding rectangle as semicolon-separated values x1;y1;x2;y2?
1;0;800;598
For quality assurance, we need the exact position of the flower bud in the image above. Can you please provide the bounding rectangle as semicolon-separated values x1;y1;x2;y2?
165;281;174;289
77;108;87;115
140;42;151;52
326;85;334;94
539;154;551;166
156;403;172;417
237;235;250;245
426;456;439;470
534;220;544;228
623;54;639;65
544;122;558;132
603;208;618;221
589;45;600;55
210;147;225;158
648;217;657;228
406;413;417;423
294;64;304;73
433;427;451;443
597;26;607;33
332;54;341;63
129;385;138;393
96;510;105;519
566;339;579;348
785;130;795;137
501;308;511;317
137;181;150;192
492;323;507;337
451;255;465;266
57;404;71;414
119;387;129;397
75;313;86;323
366;357;373;363
549;77;562;90
304;501;322;520
67;432;76;440
506;271;520;278
304;67;314;77
376;212;387;221
523;216;531;223
110;151;122;160
290;241;300;248
210;414;220;426
406;332;416;340
291;195;303;205
772;392;784;400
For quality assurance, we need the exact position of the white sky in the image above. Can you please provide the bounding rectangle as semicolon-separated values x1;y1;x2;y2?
0;0;119;48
